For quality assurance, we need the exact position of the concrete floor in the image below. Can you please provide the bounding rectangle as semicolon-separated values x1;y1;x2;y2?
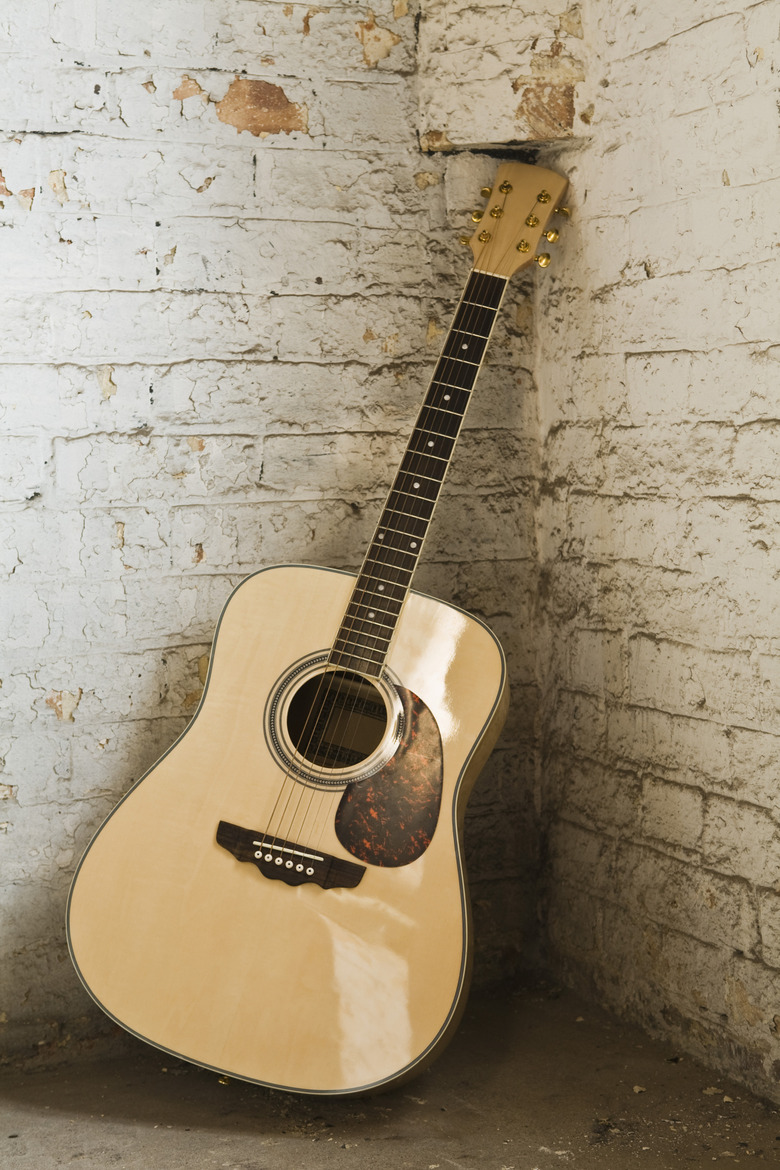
1;983;778;1169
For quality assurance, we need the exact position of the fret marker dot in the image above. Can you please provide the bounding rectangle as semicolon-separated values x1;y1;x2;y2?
461;343;468;350
444;394;451;400
410;541;417;549
413;482;420;489
427;440;434;447
368;611;375;619
378;533;384;540
378;584;385;591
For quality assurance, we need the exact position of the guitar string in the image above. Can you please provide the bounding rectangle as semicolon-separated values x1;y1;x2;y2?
265;248;515;858
297;261;508;857
257;184;544;866
262;264;500;858
263;250;518;858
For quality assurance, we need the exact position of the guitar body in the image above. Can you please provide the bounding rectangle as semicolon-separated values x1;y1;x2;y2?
67;564;508;1095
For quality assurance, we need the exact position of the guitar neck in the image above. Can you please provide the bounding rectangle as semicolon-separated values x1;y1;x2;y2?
330;269;508;677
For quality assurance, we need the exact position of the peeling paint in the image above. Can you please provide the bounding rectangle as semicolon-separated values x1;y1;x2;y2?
514;82;576;137
115;521;125;549
16;188;34;211
558;4;584;38
48;169;68;205
0;170;11;197
193;541;204;564
419;129;453;152
355;11;401;68
45;689;83;723
186;436;205;452
393;0;408;17
173;75;206;102
96;365;117;400
414;171;440;189
302;6;326;36
0;784;18;801
215;78;308;137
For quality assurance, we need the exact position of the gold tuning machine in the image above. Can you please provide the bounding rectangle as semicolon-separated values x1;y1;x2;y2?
480;186;492;198
516;240;530;253
535;253;551;268
459;234;472;246
544;228;559;243
498;180;513;194
554;206;571;218
537;190;551;203
471;209;483;222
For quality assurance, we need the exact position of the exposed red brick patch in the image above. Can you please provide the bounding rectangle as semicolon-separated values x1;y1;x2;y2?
215;79;308;136
515;83;575;139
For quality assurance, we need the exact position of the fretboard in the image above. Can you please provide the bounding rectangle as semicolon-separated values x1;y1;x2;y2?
329;269;508;677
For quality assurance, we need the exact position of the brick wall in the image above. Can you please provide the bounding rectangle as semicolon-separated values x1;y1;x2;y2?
535;0;780;1101
0;2;539;1058
5;0;780;1104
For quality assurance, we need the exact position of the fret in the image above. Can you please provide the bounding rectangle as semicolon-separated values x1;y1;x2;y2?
452;302;495;337
372;524;426;552
348;591;404;615
407;430;455;462
375;512;428;540
442;331;489;365
392;471;439;501
400;452;449;482
364;546;417;574
429;359;475;390
466;271;505;308
329;650;384;677
425;384;470;415
418;405;462;436
334;631;391;655
384;494;434;525
329;266;508;674
339;613;395;636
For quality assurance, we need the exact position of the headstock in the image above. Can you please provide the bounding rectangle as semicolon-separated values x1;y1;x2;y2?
459;161;569;279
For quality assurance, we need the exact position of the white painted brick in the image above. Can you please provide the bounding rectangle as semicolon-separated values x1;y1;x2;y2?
758;891;780;970
702;794;780;886
641;776;704;851
568;628;624;697
54;433;264;506
615;842;759;954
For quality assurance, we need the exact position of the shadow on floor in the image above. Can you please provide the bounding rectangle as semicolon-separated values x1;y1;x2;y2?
1;982;779;1169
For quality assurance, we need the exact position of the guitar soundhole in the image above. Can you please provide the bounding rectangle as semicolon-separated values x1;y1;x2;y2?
286;670;389;770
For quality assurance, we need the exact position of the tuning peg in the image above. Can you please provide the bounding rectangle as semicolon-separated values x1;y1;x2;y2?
499;180;513;194
516;240;530;253
478;230;491;243
537;190;551;203
544;228;559;243
525;214;539;227
471;209;483;222
554;206;571;218
459;235;472;246
480;186;492;198
535;253;551;268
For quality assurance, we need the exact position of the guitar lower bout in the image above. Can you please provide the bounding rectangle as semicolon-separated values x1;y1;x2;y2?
67;565;507;1096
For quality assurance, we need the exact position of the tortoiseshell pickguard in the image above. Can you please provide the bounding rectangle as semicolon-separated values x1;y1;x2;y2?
334;687;443;867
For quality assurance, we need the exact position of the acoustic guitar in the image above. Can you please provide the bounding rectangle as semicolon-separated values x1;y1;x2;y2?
67;160;568;1096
